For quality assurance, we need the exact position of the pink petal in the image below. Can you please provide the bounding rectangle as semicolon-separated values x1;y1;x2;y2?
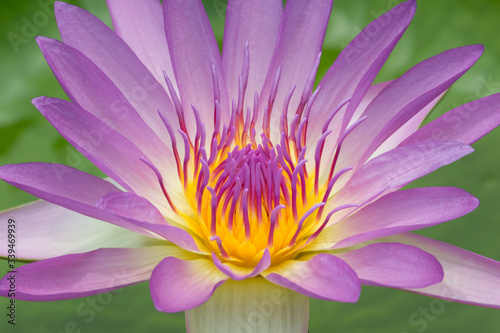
106;0;176;93
316;81;391;170
95;191;166;225
337;45;484;172
328;140;474;219
348;82;392;125
372;91;445;157
163;0;229;137
211;249;271;280
0;200;159;260
96;192;200;252
401;93;500;146
389;233;500;308
263;254;360;302
0;163;152;238
0;163;199;253
307;0;416;153
259;0;332;140
337;243;444;289
33;97;179;212
0;246;173;301
315;187;479;250
36;37;181;195
0;163;119;216
346;83;445;161
150;257;227;312
54;1;177;140
222;0;282;107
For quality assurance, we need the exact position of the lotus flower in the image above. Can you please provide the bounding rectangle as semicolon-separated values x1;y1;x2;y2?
2;0;500;332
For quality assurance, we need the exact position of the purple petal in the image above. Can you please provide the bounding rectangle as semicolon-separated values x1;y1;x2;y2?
95;191;166;225
0;200;160;260
0;246;173;301
389;233;500;308
328;140;474;219
373;91;446;157
96;192;200;252
348;82;392;125
33;97;179;212
54;1;177;140
258;0;332;136
307;0;416;153
316;81;391;170
337;45;484;172
337;243;444;289
315;187;479;250
345;84;446;161
0;163;155;237
222;0;282;109
150;257;227;312
264;253;360;302
0;163;199;253
401;93;500;146
106;0;176;93
211;249;271;280
0;163;119;213
163;0;229;137
35;37;180;194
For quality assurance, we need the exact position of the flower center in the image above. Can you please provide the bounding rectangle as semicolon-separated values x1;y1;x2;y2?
185;140;328;267
149;46;360;268
162;102;355;268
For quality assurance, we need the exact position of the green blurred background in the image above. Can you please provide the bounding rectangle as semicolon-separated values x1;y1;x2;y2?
1;0;500;332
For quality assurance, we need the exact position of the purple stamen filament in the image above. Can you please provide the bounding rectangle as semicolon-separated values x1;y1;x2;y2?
147;46;362;268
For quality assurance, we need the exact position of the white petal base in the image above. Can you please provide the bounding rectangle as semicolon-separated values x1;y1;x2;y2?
185;277;309;333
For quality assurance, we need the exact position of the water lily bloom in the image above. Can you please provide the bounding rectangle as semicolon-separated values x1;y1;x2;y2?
2;0;500;331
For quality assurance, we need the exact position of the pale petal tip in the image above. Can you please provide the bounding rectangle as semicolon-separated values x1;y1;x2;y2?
35;35;49;47
35;36;62;54
31;96;47;108
392;0;417;22
0;164;15;181
406;0;417;12
53;1;72;19
54;1;73;12
461;190;481;212
459;44;485;62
